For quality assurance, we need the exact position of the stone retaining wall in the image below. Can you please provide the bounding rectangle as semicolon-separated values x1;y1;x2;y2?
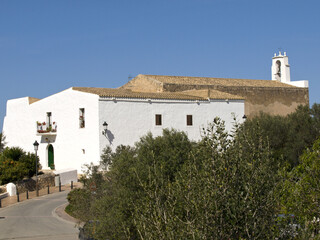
16;173;55;193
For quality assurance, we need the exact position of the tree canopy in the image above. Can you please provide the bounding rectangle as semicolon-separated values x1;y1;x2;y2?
68;104;320;239
243;103;320;167
281;137;320;238
69;120;284;239
0;147;40;185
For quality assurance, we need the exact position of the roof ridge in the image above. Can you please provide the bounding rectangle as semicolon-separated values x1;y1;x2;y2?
72;87;204;100
139;74;297;88
142;74;268;81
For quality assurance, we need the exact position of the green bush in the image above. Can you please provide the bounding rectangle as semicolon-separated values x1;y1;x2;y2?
66;188;92;221
281;137;320;238
133;118;281;239
244;104;320;168
0;147;40;185
67;104;320;239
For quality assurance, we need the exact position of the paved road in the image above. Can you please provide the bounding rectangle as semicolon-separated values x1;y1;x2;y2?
0;191;79;240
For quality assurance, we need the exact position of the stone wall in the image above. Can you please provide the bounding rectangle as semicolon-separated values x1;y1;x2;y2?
162;84;309;117
122;77;309;117
16;173;55;193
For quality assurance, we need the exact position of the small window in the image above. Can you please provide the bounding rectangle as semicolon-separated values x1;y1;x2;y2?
47;112;52;127
155;114;162;126
187;115;193;126
79;108;85;128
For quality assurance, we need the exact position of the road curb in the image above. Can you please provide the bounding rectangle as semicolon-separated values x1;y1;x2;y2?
53;202;81;226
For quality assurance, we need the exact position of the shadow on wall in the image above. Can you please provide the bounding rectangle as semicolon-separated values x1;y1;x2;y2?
105;130;115;145
40;136;56;143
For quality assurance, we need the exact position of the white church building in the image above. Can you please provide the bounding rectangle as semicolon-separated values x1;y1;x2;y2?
2;53;308;172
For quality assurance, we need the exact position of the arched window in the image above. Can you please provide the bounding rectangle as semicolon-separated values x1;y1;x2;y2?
276;60;281;78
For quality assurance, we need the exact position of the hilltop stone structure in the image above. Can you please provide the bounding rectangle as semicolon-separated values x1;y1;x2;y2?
122;52;309;116
2;53;309;172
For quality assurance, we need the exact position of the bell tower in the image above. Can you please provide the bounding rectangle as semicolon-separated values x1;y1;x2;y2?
271;51;291;84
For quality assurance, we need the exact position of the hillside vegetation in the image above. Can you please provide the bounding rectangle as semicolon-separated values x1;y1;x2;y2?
0;135;40;185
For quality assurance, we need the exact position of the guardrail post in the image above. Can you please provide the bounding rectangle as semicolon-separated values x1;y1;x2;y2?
26;190;29;199
59;181;61;192
17;190;20;202
71;181;73;189
47;185;50;194
0;198;2;208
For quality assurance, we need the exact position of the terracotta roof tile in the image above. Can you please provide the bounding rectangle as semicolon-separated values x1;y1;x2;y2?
73;87;204;100
28;97;40;104
73;87;243;101
138;74;298;88
181;89;244;100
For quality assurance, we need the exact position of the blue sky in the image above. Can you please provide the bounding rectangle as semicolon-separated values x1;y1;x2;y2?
1;0;319;130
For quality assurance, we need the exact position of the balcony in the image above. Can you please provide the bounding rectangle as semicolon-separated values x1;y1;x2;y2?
36;121;57;135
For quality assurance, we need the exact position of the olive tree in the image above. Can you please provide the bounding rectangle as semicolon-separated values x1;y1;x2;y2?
281;137;320;239
88;129;194;240
244;104;320;168
134;118;282;239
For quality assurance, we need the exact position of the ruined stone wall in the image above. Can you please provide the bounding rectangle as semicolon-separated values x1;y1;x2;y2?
162;84;309;117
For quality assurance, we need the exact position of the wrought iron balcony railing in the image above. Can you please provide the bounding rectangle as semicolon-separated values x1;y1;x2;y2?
36;121;57;135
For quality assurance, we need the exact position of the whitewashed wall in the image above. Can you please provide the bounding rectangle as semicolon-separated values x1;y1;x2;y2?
3;90;244;173
99;98;244;154
3;88;100;172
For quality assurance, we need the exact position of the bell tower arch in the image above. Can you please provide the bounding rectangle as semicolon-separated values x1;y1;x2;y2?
271;51;291;84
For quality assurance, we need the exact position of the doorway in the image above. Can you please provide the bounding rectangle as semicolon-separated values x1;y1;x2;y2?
48;144;54;169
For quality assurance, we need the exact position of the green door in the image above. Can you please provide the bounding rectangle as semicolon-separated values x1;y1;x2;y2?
48;145;54;169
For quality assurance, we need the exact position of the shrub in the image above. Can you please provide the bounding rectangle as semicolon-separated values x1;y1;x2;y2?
134;118;281;239
244;104;320;168
0;147;40;185
66;188;92;221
